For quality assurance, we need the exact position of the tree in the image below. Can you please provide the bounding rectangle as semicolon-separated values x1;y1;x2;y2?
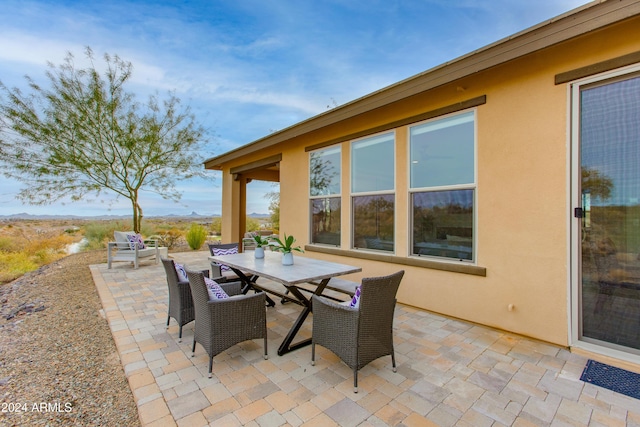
246;216;260;232
582;167;613;202
265;186;280;233
209;217;222;235
0;47;209;232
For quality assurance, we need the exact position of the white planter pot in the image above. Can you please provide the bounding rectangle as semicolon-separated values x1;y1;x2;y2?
282;252;294;265
255;247;265;259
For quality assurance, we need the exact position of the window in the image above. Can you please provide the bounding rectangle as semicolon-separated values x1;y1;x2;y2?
351;132;395;252
310;146;341;245
410;111;475;261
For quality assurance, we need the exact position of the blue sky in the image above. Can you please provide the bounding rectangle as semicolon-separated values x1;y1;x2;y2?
0;0;590;217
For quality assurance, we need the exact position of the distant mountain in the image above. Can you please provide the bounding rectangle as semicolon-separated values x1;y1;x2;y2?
0;212;220;220
0;212;272;220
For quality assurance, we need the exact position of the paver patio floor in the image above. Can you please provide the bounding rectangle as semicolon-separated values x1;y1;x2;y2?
90;251;640;426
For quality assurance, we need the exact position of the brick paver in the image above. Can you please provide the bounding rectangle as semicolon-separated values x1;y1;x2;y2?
90;252;640;426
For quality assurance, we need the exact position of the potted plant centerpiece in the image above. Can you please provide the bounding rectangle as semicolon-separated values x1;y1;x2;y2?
271;234;304;265
252;234;271;259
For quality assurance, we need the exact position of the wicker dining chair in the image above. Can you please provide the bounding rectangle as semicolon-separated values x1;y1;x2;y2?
311;270;405;392
208;242;241;282
186;269;268;378
161;258;202;342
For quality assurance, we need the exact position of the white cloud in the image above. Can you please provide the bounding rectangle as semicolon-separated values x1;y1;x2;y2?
0;0;592;217
0;32;77;66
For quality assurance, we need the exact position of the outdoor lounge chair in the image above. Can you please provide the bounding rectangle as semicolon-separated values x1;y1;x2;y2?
186;269;268;377
311;270;405;392
161;258;211;341
107;231;159;269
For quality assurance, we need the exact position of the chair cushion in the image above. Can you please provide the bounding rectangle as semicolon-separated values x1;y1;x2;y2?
126;233;146;250
174;263;188;282
114;231;134;249
349;285;362;308
211;246;238;271
205;277;229;300
135;247;157;257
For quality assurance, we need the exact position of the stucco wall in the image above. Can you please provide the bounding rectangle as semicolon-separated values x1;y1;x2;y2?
219;17;640;347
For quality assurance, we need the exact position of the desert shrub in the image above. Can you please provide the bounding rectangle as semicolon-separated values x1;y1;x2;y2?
25;234;74;252
83;220;156;250
0;227;29;252
25;234;75;265
83;221;127;249
185;223;207;250
0;251;39;283
246;217;260;232
0;222;85;284
31;248;58;265
0;236;18;252
209;217;222;235
139;223;156;238
149;228;183;249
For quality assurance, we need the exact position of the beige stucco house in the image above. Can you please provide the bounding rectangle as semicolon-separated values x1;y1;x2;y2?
205;1;640;364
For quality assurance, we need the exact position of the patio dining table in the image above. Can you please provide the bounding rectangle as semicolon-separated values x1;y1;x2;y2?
208;251;361;355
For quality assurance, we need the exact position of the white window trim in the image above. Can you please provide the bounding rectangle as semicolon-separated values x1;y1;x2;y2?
350;130;396;195
309;145;343;246
350;192;396;253
350;130;396;253
309;146;342;198
407;108;478;264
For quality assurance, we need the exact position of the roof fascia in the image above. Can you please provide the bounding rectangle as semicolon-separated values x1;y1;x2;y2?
204;0;640;170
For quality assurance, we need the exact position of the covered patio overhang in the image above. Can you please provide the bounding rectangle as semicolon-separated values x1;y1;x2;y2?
205;153;280;246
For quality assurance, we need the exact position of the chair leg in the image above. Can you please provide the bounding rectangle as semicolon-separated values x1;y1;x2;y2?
354;369;358;393
208;357;213;378
178;325;183;342
166;315;170;329
311;343;315;366
263;336;268;360
191;339;196;356
391;352;397;372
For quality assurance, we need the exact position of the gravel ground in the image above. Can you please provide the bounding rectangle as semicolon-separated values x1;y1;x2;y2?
0;250;140;426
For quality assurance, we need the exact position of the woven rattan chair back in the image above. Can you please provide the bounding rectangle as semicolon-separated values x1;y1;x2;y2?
207;242;240;255
208;243;241;282
312;270;404;392
186;269;268;377
357;270;404;369
161;258;195;341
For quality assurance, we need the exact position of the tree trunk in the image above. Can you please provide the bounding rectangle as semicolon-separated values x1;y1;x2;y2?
131;196;143;234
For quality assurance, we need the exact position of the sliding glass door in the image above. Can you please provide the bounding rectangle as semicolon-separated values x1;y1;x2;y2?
575;69;640;355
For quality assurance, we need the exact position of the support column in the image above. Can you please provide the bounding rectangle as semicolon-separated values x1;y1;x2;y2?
238;175;248;249
222;172;243;245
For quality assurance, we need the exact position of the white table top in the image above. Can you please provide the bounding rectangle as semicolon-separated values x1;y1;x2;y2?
209;251;361;286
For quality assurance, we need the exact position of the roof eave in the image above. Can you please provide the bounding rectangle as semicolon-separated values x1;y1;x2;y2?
205;0;640;170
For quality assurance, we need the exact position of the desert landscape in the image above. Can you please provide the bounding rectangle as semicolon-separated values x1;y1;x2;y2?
0;215;271;426
0;248;137;426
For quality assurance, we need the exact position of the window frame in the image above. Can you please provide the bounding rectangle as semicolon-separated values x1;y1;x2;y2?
309;145;342;246
350;130;396;253
568;62;640;357
408;109;478;263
